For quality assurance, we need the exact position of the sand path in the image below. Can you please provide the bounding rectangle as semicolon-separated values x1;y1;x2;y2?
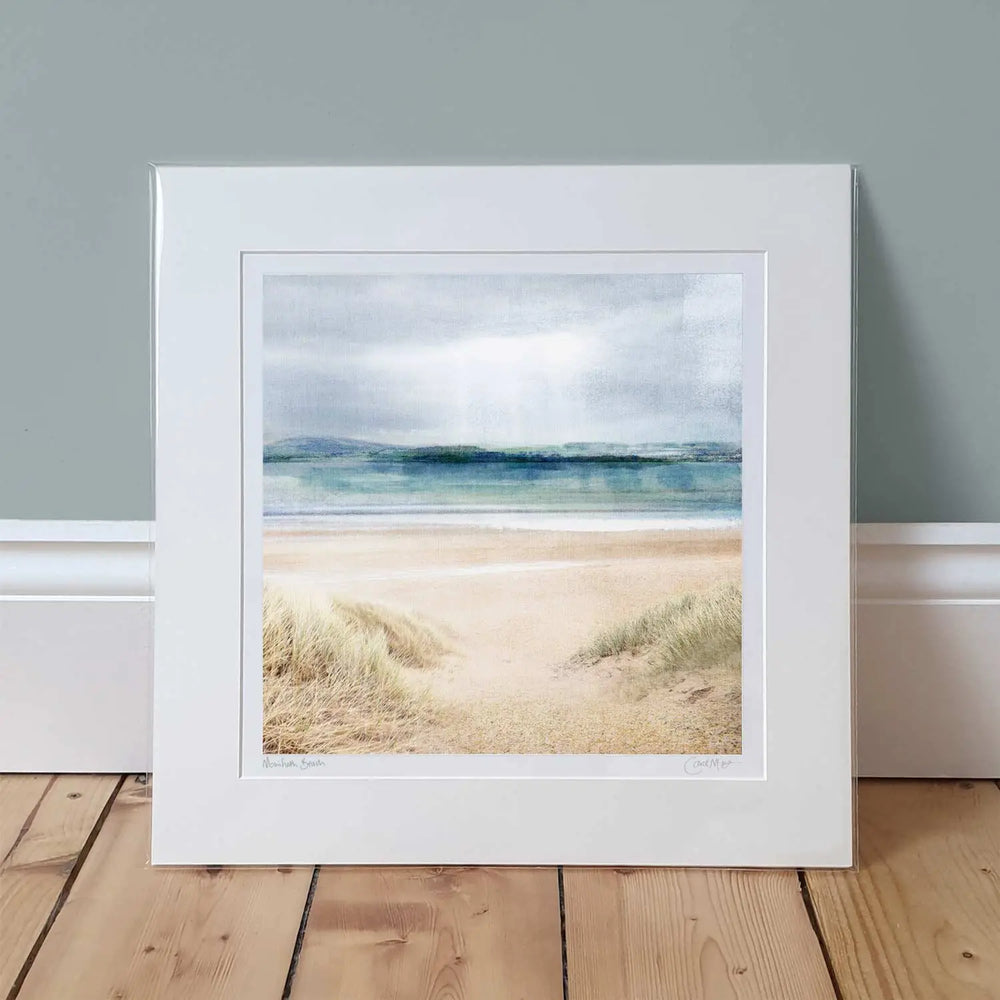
265;526;742;753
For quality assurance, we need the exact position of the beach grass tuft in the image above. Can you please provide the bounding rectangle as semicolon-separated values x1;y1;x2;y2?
578;580;742;678
262;585;448;754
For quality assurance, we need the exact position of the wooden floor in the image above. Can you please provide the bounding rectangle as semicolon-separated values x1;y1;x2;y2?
1;779;999;999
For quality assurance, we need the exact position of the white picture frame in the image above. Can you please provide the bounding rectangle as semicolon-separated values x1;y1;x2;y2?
153;165;854;866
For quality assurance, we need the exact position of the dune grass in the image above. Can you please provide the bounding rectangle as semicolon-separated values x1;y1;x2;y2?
261;578;741;755
262;585;448;754
578;580;742;680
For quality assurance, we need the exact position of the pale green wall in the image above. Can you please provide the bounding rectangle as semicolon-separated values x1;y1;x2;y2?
2;0;997;521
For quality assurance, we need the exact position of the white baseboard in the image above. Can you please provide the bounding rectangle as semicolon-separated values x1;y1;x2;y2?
0;519;152;599
0;522;153;772
1;520;998;776
855;523;1000;776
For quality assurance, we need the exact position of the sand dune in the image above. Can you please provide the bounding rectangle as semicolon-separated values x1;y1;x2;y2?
263;525;742;754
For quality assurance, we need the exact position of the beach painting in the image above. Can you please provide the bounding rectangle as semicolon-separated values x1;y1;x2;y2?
260;271;743;755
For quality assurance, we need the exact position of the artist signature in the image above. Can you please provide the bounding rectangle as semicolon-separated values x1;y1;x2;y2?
684;756;736;776
262;756;327;771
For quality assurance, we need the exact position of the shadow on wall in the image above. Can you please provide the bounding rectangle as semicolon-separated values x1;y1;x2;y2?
853;176;939;523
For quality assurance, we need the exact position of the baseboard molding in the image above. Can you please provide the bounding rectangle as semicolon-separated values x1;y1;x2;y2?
0;522;153;772
854;523;1000;777
857;522;1000;605
0;520;153;599
1;520;998;776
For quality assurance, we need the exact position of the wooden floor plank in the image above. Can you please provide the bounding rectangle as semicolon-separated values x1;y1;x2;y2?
563;867;837;999
15;777;314;1000
0;773;118;998
289;866;564;999
806;780;1000;1000
0;775;53;864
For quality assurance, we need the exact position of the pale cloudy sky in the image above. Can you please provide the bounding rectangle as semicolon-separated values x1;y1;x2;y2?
262;272;741;446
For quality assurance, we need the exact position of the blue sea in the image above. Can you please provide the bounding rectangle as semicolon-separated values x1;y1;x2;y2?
262;442;741;532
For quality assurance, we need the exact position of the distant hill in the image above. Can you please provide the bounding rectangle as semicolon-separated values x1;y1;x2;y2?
264;437;741;464
262;437;376;461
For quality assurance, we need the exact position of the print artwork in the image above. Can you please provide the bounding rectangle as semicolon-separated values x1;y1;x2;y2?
261;271;743;755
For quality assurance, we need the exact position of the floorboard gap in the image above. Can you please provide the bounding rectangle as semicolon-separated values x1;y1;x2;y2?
0;775;57;868
797;869;845;1000
5;773;126;1000
557;867;569;1000
281;865;319;1000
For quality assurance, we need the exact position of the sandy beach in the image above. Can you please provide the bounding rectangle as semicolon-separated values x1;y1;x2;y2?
263;524;742;755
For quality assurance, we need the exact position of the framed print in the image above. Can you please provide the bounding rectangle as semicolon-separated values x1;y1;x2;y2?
153;165;855;866
244;251;761;775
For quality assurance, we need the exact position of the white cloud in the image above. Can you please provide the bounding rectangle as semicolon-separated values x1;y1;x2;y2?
263;273;741;445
